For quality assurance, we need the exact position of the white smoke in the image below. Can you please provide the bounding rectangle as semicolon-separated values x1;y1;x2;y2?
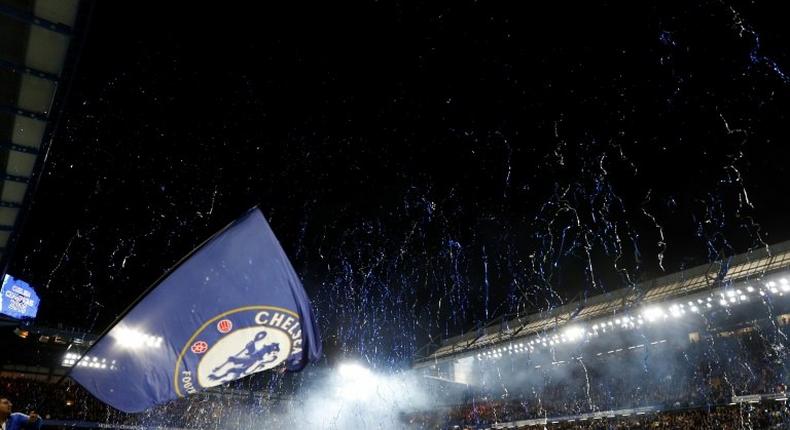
261;364;451;430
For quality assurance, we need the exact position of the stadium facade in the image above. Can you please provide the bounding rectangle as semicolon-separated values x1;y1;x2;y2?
413;241;790;391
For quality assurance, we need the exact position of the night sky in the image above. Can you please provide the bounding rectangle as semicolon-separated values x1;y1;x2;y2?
8;1;790;365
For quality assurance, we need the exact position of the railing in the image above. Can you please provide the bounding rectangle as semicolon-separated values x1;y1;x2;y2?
475;392;788;429
43;421;189;430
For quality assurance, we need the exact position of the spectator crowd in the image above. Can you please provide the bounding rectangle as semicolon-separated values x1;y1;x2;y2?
2;323;790;429
404;327;790;429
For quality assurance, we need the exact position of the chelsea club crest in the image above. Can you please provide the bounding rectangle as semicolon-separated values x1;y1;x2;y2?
174;306;304;396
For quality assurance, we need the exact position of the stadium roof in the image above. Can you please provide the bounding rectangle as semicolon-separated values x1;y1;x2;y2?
0;0;90;274
415;240;790;365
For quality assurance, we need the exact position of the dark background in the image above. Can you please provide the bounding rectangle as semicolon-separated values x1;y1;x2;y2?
7;0;790;365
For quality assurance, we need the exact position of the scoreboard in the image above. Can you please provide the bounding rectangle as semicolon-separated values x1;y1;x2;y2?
0;274;40;320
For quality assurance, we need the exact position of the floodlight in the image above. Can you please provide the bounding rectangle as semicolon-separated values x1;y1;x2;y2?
642;306;663;322
337;362;377;400
112;326;163;349
563;326;586;342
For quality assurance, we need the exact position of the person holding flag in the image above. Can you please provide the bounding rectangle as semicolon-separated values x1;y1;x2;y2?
0;397;42;430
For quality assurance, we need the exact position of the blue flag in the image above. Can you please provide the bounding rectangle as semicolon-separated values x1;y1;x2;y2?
69;208;322;412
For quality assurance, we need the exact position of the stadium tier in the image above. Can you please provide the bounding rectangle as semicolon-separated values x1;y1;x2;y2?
414;240;790;371
410;241;790;428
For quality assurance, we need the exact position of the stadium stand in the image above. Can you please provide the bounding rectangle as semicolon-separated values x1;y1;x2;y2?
2;243;789;429
0;375;275;429
406;241;790;429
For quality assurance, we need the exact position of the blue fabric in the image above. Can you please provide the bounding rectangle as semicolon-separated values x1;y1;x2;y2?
5;413;43;430
70;208;322;412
